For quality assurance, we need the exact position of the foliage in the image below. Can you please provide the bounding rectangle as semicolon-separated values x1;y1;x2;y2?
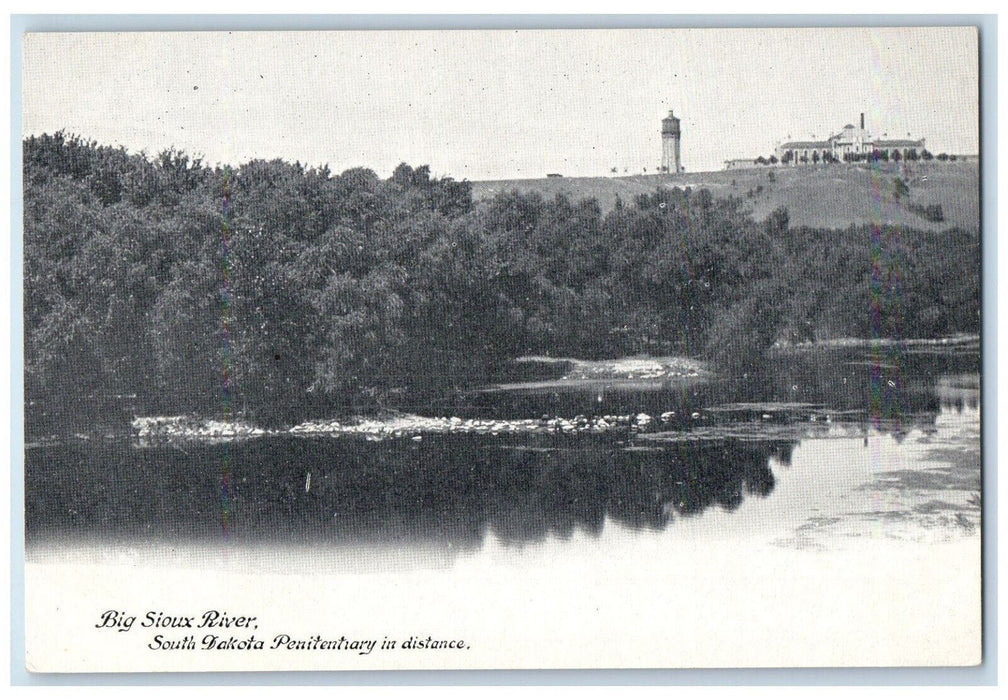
908;202;945;223
23;134;981;432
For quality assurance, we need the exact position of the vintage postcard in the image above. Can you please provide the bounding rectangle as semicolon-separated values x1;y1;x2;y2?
20;26;982;672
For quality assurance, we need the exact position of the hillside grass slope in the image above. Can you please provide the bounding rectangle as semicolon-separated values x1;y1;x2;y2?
472;161;979;231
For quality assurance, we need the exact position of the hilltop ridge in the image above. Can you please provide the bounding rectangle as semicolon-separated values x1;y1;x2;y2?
472;161;979;232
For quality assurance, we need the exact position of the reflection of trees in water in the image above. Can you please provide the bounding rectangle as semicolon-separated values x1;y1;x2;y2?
746;351;979;428
26;435;789;548
471;353;978;444
938;394;979;414
26;346;976;552
600;440;783;533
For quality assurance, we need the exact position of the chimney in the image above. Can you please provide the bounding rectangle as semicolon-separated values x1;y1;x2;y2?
860;113;865;130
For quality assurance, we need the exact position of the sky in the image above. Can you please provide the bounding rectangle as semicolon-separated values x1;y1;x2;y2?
21;27;979;180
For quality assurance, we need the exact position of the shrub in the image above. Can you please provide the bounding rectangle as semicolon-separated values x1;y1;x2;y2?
908;202;944;222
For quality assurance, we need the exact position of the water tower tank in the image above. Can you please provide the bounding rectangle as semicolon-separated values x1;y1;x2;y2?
661;110;682;173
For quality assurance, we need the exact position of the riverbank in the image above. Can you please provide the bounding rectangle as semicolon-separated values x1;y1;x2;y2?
518;354;708;380
112;341;979;446
132;410;686;444
771;333;979;351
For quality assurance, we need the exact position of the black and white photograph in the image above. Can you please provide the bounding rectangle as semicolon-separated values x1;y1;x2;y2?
19;25;983;672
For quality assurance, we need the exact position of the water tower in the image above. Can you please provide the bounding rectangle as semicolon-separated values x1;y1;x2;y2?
661;110;682;173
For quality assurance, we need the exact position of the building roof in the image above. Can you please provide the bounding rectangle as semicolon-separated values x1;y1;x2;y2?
875;138;925;148
778;140;830;149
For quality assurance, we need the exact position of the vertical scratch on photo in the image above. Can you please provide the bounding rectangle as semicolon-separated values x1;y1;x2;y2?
221;166;233;543
867;159;905;436
866;159;888;533
866;156;909;537
674;203;696;410
868;160;885;434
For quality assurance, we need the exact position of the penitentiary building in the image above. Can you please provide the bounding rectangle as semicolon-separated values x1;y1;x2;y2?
775;113;926;165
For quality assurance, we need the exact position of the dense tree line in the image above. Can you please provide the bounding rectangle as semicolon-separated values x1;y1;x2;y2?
23;133;980;432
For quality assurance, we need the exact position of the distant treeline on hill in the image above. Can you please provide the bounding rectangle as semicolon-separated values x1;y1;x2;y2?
23;133;980;431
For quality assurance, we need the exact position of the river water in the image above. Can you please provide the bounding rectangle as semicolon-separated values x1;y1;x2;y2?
26;344;980;560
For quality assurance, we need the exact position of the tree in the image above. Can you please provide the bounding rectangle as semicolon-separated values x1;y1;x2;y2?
893;177;910;201
764;206;789;236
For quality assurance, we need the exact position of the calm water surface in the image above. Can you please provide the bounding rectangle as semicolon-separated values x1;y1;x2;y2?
25;346;981;568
